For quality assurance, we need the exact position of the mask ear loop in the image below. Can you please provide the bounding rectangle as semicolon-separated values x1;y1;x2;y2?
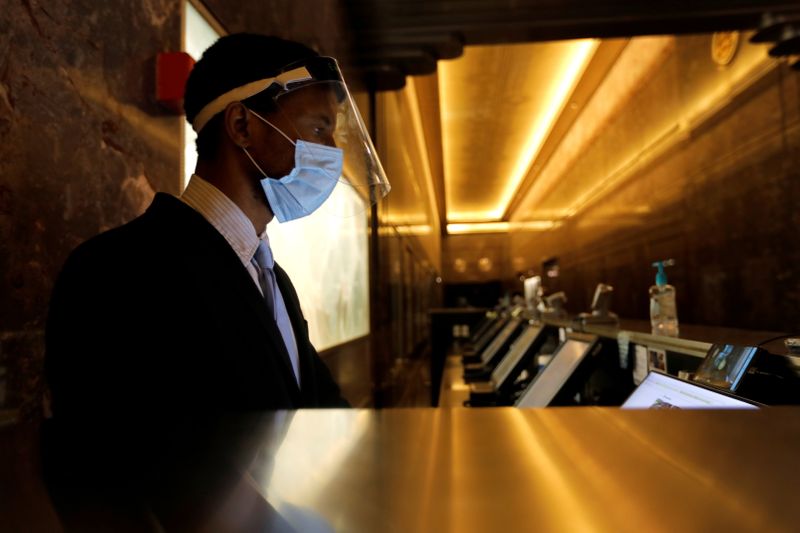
241;146;271;179
240;106;298;179
247;108;296;146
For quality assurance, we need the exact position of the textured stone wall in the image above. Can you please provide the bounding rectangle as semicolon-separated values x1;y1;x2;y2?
0;0;183;415
0;0;368;414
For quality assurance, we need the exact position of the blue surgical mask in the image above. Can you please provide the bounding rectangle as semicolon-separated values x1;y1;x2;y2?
242;109;344;223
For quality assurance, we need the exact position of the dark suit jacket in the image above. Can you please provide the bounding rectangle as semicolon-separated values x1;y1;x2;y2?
43;193;348;522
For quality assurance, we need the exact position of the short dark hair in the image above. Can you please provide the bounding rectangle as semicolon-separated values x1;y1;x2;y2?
184;33;319;160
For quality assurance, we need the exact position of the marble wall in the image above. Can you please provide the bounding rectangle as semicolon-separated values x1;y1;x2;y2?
0;0;183;415
0;0;443;411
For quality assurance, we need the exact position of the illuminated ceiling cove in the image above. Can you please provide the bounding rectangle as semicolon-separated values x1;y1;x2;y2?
439;40;598;224
431;35;774;234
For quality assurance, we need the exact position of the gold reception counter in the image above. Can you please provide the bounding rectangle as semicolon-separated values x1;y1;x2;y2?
251;407;799;532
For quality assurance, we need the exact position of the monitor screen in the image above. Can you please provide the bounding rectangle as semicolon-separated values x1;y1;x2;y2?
516;339;591;408
622;371;758;409
472;317;507;354
480;319;521;364
693;344;757;391
491;326;542;386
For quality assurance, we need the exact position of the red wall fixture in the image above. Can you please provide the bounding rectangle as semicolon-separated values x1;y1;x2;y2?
156;52;195;114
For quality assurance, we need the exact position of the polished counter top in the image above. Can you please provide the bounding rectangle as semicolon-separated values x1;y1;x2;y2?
254;407;798;532
12;407;800;531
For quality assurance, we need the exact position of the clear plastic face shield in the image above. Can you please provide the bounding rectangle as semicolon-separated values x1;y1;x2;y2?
191;57;391;221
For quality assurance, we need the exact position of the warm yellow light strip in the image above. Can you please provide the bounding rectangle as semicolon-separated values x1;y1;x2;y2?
442;40;598;223
438;59;454;217
404;76;442;232
494;39;599;220
447;210;503;223
384;214;429;228
395;224;433;236
513;220;558;231
447;220;557;234
448;222;510;234
515;37;674;218
438;59;477;222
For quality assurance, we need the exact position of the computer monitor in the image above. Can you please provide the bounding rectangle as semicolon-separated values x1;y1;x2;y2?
469;316;508;356
516;338;593;408
468;314;496;345
622;371;759;409
490;326;543;387
479;318;522;365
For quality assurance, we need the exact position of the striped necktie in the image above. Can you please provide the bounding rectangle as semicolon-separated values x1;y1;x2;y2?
252;239;301;386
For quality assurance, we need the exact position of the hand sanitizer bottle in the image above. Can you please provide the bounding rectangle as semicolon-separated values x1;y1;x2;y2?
650;260;679;337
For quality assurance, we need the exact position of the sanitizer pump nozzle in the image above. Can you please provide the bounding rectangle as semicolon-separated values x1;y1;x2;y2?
653;260;671;286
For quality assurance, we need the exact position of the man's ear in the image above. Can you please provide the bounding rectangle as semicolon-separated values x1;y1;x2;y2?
223;102;252;148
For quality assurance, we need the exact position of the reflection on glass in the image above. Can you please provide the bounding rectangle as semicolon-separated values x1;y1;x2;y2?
258;411;370;532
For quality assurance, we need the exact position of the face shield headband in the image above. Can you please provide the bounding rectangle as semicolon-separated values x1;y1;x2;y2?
190;56;390;213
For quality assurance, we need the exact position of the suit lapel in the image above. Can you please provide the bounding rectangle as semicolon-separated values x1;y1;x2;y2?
150;194;302;403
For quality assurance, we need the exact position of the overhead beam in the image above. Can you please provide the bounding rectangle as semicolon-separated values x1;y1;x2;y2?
343;0;800;90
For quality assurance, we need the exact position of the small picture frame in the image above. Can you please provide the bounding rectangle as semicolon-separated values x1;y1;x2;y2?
648;347;668;373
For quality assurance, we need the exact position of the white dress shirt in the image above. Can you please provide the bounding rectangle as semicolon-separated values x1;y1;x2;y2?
179;174;301;384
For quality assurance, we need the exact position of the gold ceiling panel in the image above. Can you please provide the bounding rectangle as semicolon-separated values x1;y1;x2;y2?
510;33;770;223
439;40;597;223
510;36;676;221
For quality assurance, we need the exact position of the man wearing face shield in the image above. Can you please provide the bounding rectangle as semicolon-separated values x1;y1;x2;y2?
43;34;390;526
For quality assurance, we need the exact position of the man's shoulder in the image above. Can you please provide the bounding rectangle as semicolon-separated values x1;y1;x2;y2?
63;193;193;273
75;194;161;245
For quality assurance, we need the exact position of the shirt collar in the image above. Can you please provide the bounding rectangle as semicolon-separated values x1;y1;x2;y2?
179;174;267;265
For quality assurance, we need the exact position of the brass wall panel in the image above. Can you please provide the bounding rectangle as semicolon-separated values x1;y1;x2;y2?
371;80;445;405
442;233;511;283
509;36;800;331
377;84;442;271
412;72;448;229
